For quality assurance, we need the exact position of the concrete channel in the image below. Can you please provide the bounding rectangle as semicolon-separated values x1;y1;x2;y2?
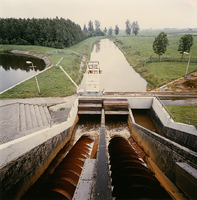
0;95;197;200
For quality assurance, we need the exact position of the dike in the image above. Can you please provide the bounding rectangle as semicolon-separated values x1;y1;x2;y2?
11;49;52;68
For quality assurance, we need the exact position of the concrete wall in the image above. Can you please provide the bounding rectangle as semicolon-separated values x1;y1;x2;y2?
151;98;197;152
128;97;153;109
128;109;197;185
0;99;78;200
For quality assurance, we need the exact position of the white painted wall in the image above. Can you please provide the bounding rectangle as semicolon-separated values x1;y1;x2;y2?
0;99;78;169
128;97;153;109
152;98;197;135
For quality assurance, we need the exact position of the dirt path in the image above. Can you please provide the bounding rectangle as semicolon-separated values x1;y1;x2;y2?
152;70;197;93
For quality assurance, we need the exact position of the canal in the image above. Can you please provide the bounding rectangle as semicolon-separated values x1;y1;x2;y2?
79;39;150;92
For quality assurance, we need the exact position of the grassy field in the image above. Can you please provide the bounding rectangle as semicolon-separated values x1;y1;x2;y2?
112;32;197;87
0;36;104;98
139;62;197;87
1;30;197;98
166;105;197;127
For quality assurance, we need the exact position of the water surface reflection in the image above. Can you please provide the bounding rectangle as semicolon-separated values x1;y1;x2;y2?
80;39;149;92
0;54;45;92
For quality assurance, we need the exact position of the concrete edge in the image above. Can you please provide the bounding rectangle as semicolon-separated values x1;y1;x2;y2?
152;97;197;135
0;50;52;95
0;98;78;169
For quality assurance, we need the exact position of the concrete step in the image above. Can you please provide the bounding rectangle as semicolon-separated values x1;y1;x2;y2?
34;105;43;127
20;103;26;132
78;104;102;111
105;111;129;115
39;105;48;126
78;110;102;115
103;99;128;112
29;104;39;129
16;103;20;133
44;106;51;124
25;104;33;130
79;98;102;105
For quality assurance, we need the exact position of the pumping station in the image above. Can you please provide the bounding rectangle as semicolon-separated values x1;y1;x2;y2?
0;58;197;200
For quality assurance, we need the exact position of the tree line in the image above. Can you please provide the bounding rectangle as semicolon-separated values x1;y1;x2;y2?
83;19;140;36
83;20;105;38
0;17;85;48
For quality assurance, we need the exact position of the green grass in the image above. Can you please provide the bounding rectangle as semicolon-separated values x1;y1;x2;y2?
111;34;197;88
0;36;105;99
0;67;76;98
165;105;197;127
142;62;197;87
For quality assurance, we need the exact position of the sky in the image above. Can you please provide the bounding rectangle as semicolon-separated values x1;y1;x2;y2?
0;0;197;30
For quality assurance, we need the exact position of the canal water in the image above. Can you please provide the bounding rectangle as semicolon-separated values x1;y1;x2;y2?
0;54;45;92
79;39;149;92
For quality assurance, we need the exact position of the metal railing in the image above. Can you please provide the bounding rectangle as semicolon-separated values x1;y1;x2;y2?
134;56;197;68
155;95;197;125
45;50;83;57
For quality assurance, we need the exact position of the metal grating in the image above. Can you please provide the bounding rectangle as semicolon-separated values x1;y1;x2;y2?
73;159;96;200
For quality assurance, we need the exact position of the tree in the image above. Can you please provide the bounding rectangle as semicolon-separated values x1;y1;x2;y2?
88;20;94;31
125;19;131;35
104;27;107;35
0;17;85;48
178;34;193;58
83;24;87;32
108;27;113;36
115;25;119;35
95;20;101;33
131;21;139;36
153;32;169;61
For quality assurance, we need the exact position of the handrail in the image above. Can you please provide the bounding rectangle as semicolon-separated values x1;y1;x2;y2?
154;95;197;125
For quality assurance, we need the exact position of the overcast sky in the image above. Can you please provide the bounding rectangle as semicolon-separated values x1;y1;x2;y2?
0;0;197;30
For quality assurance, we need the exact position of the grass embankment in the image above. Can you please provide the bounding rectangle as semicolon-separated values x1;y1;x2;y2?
0;36;104;98
112;33;197;88
166;105;197;127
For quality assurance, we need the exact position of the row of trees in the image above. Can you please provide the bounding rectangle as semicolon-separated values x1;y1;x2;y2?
153;32;194;60
125;20;140;36
83;20;139;36
0;17;85;48
83;20;105;38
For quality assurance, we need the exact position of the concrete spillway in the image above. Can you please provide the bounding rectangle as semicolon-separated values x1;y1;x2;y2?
1;96;197;200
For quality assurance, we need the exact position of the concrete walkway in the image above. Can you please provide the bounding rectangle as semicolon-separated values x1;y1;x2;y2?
0;95;76;144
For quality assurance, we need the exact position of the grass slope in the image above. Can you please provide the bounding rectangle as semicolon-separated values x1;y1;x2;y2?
0;36;104;98
112;33;197;87
166;105;197;127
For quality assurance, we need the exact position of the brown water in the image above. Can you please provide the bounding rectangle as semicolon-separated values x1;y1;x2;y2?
74;115;101;142
79;39;150;92
105;115;131;144
132;109;159;134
